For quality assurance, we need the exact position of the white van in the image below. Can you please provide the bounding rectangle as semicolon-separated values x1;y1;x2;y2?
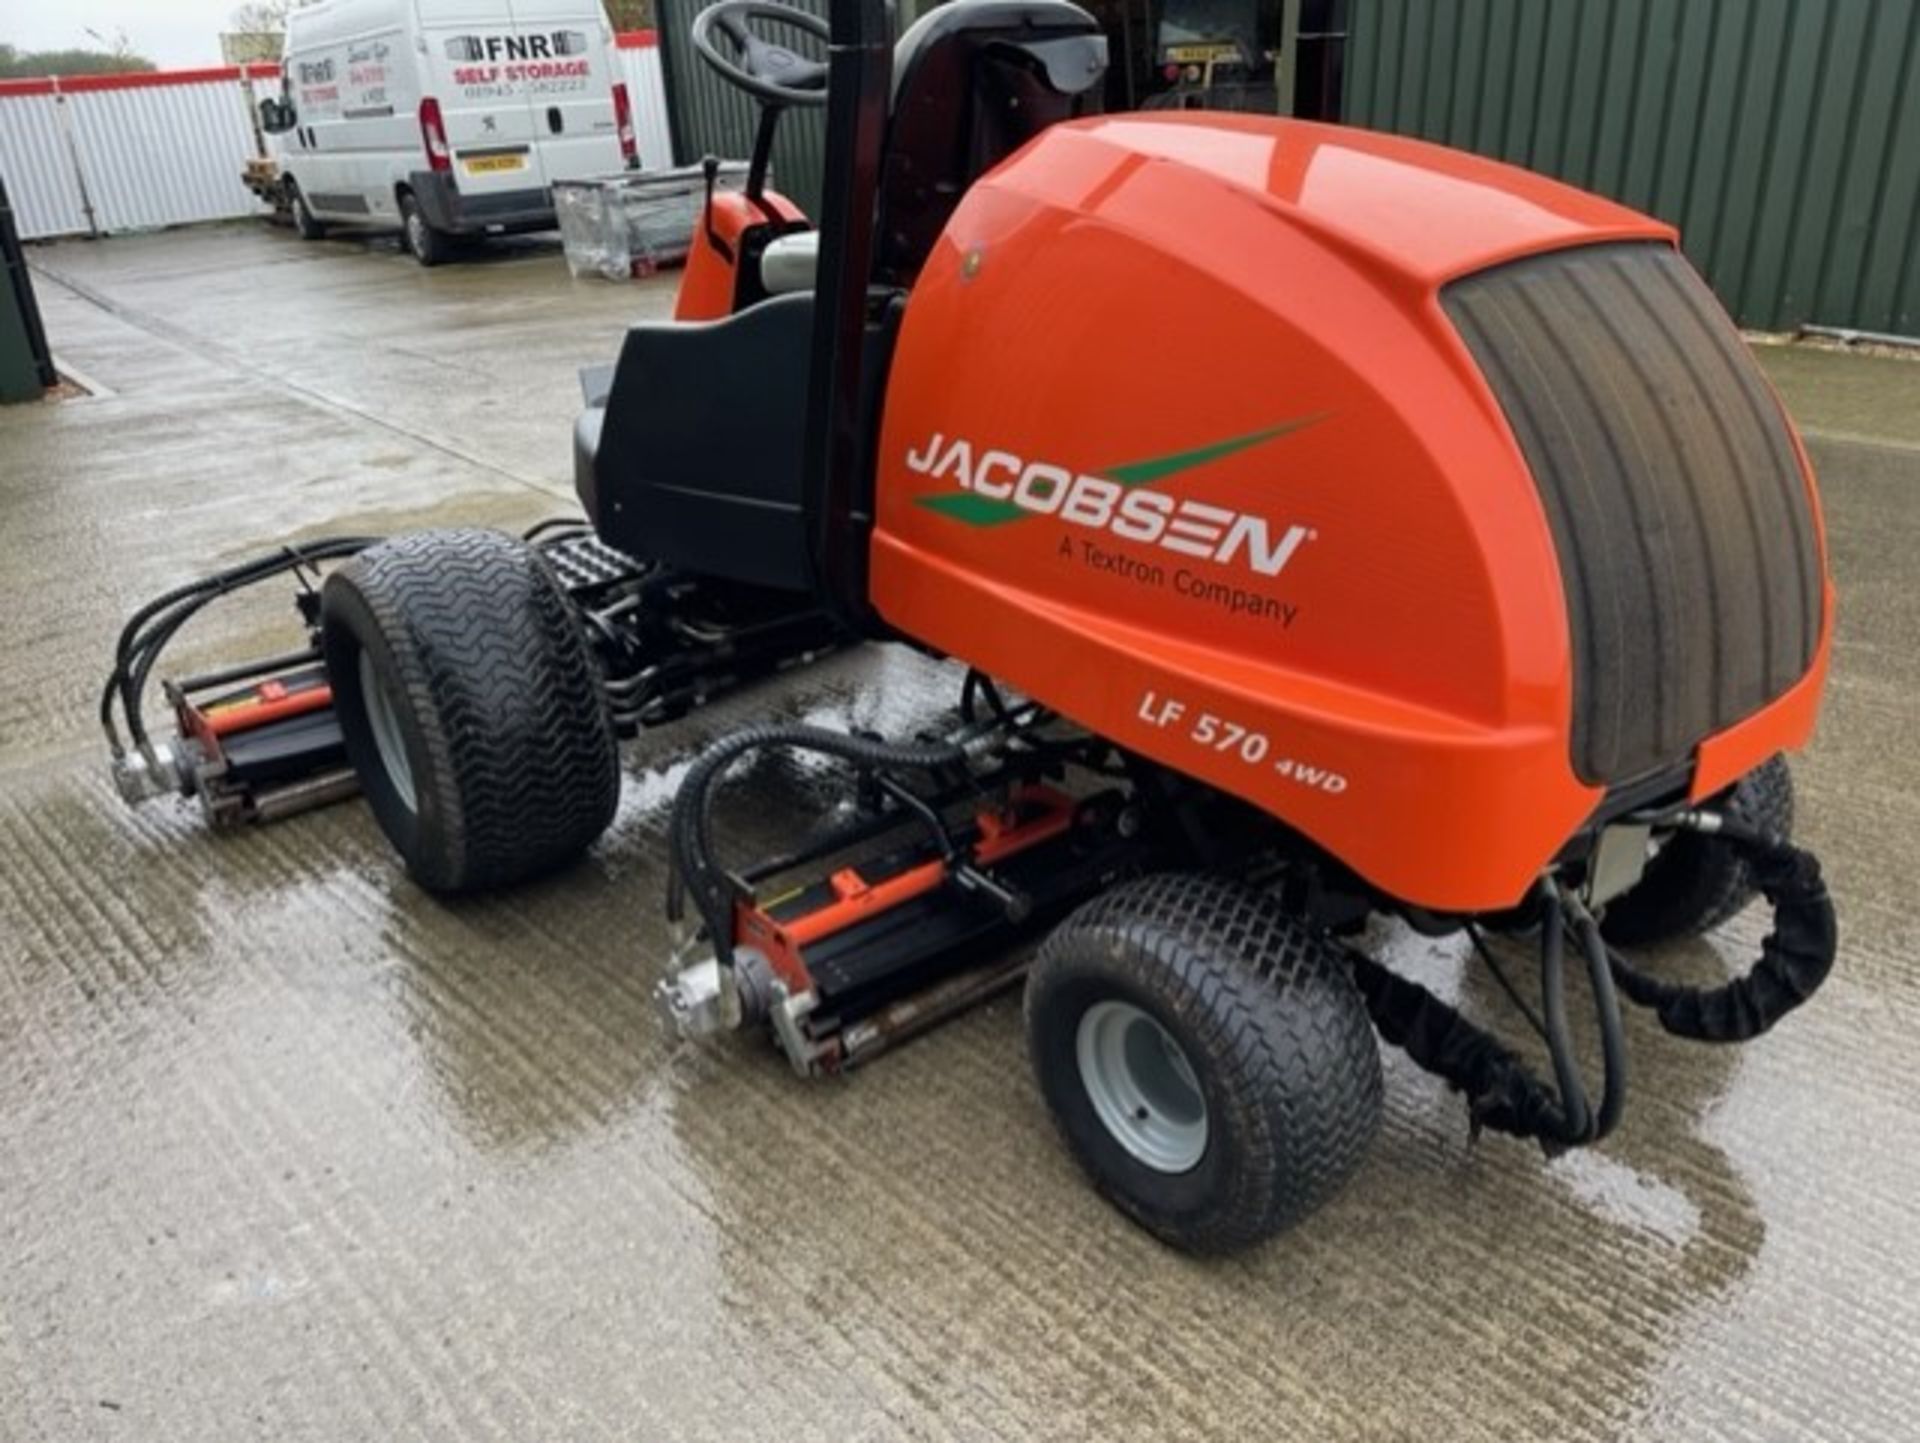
260;0;637;265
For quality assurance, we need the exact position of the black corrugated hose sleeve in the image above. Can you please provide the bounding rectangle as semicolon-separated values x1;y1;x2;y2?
1351;829;1834;1152
667;724;967;971
1347;944;1593;1153
1351;886;1626;1153
1607;829;1837;1042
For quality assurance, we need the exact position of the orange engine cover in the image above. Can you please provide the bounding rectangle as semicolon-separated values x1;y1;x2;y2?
868;115;1832;913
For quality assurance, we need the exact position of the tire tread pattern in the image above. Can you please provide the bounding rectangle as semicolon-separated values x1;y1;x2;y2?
1028;874;1382;1254
331;528;619;892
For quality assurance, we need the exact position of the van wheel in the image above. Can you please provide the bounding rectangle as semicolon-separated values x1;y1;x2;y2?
1025;874;1383;1254
401;192;451;267
320;529;621;893
288;182;326;240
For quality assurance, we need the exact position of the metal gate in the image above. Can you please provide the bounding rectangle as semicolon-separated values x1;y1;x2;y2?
0;67;281;239
1;50;672;241
655;0;829;215
1343;0;1920;335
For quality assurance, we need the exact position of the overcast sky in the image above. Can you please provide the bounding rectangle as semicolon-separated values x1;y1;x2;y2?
6;0;248;69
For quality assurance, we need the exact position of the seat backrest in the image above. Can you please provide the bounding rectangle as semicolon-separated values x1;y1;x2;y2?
591;294;818;590
877;0;1107;286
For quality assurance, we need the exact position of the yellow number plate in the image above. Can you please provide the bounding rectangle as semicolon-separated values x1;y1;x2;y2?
464;153;527;175
1165;43;1240;64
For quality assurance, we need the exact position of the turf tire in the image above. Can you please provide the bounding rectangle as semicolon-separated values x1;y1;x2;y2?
1025;874;1382;1254
1600;754;1795;947
321;528;620;893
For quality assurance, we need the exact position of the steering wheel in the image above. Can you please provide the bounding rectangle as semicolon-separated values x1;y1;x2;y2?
690;1;831;107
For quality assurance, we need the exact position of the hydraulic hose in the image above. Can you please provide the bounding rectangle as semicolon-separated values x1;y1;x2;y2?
1355;827;1832;1152
667;723;967;971
1535;890;1592;1144
1606;824;1836;1043
100;538;381;763
1569;903;1629;1141
1349;894;1625;1154
103;525;580;766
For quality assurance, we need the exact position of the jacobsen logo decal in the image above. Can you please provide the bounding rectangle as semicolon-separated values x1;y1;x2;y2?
907;417;1324;578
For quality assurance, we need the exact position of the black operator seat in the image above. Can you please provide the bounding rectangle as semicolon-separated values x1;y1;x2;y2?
578;0;1107;593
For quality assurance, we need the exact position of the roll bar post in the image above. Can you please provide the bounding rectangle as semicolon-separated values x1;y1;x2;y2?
801;0;893;626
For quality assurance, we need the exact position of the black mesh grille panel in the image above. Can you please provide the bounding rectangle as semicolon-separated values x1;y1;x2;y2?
1444;242;1823;785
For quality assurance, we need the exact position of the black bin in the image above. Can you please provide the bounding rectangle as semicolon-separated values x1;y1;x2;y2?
1;176;56;404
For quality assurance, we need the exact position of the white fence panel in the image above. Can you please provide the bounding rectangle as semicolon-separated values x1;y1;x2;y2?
616;41;676;171
0;89;93;239
1;49;673;240
67;78;268;234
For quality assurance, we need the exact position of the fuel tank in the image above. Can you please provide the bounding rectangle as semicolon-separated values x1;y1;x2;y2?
868;114;1832;912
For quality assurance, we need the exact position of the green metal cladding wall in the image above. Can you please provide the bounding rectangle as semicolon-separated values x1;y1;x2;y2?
655;0;829;216
1344;0;1920;334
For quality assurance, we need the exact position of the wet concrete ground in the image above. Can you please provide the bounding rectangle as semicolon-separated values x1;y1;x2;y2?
3;224;1918;1441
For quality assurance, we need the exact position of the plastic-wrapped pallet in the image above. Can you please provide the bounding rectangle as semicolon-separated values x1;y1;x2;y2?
554;164;752;281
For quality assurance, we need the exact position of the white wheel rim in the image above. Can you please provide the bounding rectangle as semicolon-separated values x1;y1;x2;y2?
1076;1000;1209;1173
407;212;426;254
358;649;417;811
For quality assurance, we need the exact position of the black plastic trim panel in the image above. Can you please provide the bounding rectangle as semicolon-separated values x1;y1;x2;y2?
1445;242;1823;785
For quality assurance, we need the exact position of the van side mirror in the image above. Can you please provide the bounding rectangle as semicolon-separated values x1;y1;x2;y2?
259;98;297;135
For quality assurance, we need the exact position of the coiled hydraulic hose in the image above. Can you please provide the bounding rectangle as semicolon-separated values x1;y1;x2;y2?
1351;880;1627;1152
1606;822;1837;1043
667;724;968;971
101;519;589;768
101;537;381;765
1352;824;1834;1152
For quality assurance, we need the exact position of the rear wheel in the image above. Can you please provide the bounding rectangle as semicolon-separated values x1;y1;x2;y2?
400;192;452;268
320;528;620;893
1601;754;1794;947
288;181;326;240
1025;874;1382;1254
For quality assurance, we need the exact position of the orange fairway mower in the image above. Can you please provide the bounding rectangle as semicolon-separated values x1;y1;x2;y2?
108;0;1836;1254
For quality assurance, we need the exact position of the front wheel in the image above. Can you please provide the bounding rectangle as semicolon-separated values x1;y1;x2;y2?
320;528;621;893
400;192;452;267
1025;874;1382;1254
